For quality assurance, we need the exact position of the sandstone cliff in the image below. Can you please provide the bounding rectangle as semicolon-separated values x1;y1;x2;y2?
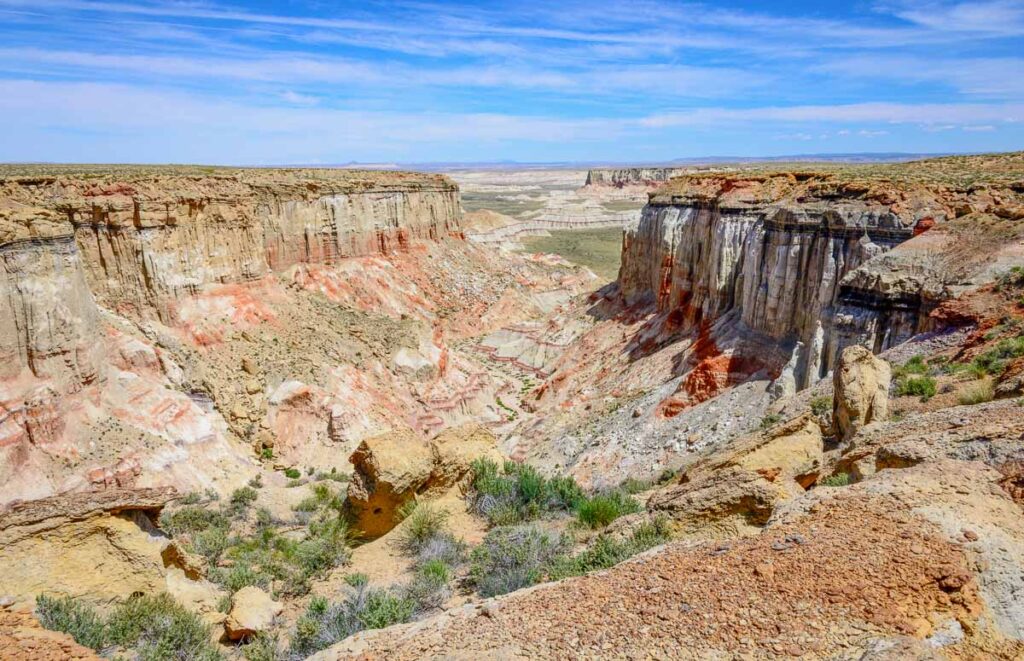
618;156;1024;389
0;165;592;505
584;167;695;188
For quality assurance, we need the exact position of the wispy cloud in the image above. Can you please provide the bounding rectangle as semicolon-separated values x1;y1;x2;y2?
0;0;1021;161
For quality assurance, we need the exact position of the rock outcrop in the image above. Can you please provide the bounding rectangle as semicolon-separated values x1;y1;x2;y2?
0;487;186;605
832;344;890;440
345;423;501;537
618;157;1024;391
584;167;694;188
224;586;282;641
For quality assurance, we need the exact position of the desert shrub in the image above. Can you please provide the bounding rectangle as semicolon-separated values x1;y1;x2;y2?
969;336;1024;377
190;526;231;563
293;483;342;513
820;472;852;487
403;559;452;611
242;633;283;661
810;396;832;418
896;375;937;400
759;413;782;430
37;593;221;660
470;525;569;597
413;531;466;568
35;595;107;651
996;265;1024;290
179;491;203;505
548;517;671;580
576;490;641;529
248;474;263;489
229;486;259;513
468;458;584;526
359;591;416;629
344;573;369;588
315;467;349;483
395;503;449;553
283;467;301;479
106;594;219;660
159;505;229;536
893;355;929;379
289;586;414;658
958;380;995;405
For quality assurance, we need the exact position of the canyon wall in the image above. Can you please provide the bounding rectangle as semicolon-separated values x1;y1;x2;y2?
1;169;460;378
0;167;472;503
584;167;694;188
618;167;1024;389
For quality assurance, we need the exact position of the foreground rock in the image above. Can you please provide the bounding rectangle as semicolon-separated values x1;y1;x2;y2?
833;344;891;440
345;423;501;537
225;586;282;641
647;413;823;537
0;603;98;660
0;487;221;611
316;464;1021;659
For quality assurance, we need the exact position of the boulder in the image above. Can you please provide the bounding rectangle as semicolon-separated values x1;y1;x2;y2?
346;424;500;538
346;428;435;538
224;586;282;641
646;467;783;538
832;345;890;441
733;414;823;489
0;488;177;606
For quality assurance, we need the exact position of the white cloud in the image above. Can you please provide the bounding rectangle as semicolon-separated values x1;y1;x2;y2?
640;102;1024;127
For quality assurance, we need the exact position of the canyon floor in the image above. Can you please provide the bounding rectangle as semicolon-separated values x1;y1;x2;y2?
1;156;1023;660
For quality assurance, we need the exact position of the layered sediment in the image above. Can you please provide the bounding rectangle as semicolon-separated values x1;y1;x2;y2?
0;165;591;505
619;160;1024;388
584;167;694;188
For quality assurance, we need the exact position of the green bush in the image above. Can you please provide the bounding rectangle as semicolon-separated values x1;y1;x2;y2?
576;491;641;529
548;517;671;580
229;486;259;512
159;505;229;536
242;632;283;661
893;355;929;379
896;375;937;400
820;472;852;487
396;503;449;554
284;468;301;479
810;396;831;418
35;595;107;651
293;483;342;513
470;525;568;597
468;458;584;526
289;584;415;658
969;336;1024;377
404;559;451;611
759;413;782;430
359;591;415;629
957;380;995;405
36;593;221;660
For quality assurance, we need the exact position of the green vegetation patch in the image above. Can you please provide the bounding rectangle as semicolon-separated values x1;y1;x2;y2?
36;593;222;660
520;227;624;281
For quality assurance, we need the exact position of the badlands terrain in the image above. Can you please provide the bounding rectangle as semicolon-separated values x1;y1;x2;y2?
0;153;1023;659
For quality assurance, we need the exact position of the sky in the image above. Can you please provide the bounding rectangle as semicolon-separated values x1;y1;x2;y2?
1;0;1023;164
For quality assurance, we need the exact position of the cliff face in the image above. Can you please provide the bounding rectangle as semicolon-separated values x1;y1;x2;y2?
3;170;459;324
618;164;1024;389
0;166;592;505
584;167;694;187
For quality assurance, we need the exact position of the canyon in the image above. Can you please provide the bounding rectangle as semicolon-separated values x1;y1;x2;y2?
1;154;1023;660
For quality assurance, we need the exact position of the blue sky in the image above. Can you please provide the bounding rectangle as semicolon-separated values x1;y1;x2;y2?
1;0;1022;164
